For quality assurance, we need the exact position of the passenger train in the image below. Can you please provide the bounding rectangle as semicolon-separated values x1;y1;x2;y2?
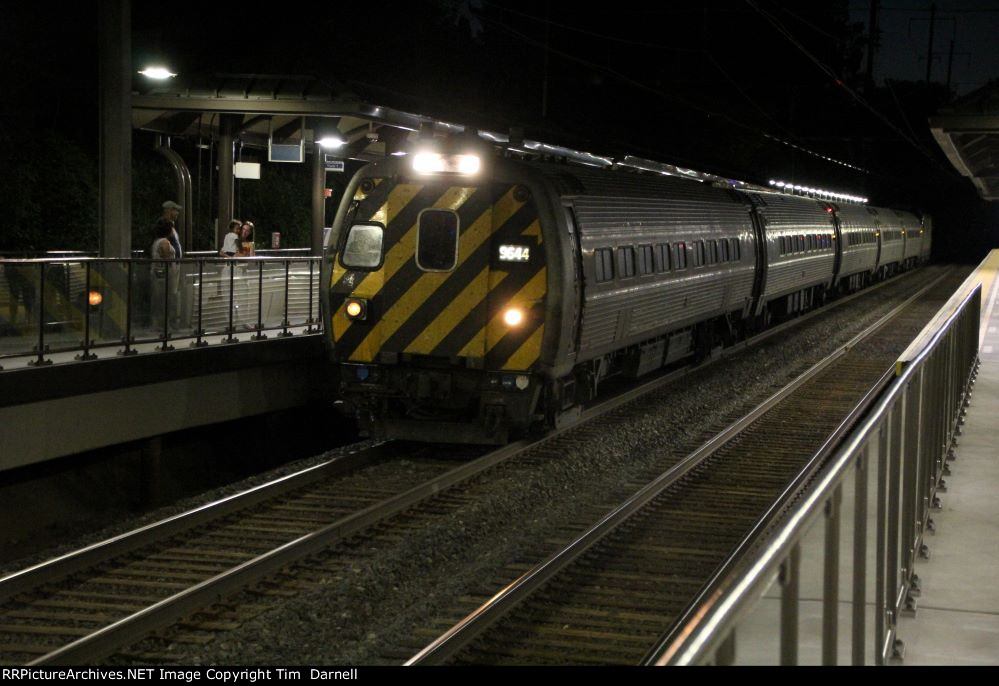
321;138;931;443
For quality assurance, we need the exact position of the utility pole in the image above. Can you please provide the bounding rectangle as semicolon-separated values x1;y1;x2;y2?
925;3;936;83
541;0;550;119
866;0;880;89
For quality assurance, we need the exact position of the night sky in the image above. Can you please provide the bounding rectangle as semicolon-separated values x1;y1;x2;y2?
1;0;998;258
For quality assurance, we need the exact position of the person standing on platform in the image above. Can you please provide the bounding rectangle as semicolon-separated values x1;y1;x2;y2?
238;221;256;257
149;222;178;330
220;220;241;257
156;201;183;259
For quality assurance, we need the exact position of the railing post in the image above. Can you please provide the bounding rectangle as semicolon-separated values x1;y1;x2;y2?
306;259;319;333
853;447;869;665
29;262;52;366
118;260;137;356
252;261;267;340
780;544;800;666
224;260;238;344
823;486;841;665
76;262;97;361
716;630;736;666
191;260;208;348
157;260;174;352
278;259;293;338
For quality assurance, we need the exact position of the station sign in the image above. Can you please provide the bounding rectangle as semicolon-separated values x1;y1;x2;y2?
325;156;345;172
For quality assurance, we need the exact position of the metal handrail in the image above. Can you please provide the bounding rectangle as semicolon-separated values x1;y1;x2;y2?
0;256;322;367
653;284;980;666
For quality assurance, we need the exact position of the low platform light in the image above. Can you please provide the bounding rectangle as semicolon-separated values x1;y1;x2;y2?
88;291;103;307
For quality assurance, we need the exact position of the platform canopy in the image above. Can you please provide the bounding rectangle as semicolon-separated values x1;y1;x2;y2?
930;81;999;202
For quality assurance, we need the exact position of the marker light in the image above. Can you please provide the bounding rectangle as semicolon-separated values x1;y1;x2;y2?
138;67;176;80
503;307;524;327
318;137;345;149
88;291;103;307
345;298;367;320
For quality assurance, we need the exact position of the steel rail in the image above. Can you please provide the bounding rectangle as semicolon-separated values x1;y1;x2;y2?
405;268;952;665
0;443;387;604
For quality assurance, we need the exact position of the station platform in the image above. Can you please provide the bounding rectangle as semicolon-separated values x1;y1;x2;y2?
897;250;999;665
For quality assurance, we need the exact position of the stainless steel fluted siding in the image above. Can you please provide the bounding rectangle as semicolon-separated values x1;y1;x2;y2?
757;195;836;300
874;207;905;268
569;186;755;358
900;210;922;260
835;203;878;279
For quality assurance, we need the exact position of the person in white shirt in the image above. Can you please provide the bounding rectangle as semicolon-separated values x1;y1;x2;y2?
220;220;241;257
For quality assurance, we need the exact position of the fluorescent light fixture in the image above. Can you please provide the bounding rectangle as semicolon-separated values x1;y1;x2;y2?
318;136;345;149
139;66;176;80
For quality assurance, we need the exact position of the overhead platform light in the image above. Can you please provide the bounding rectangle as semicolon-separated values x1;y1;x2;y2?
139;66;176;80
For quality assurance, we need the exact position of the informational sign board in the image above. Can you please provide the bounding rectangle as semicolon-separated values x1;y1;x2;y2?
324;155;345;172
271;232;280;249
234;162;261;179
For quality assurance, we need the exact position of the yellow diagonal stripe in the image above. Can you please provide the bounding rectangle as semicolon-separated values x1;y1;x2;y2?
459;267;547;359
405;266;507;355
352;192;492;359
502;324;545;371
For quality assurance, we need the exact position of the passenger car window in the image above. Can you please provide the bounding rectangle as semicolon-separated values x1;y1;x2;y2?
617;246;636;278
731;238;741;261
416;209;460;271
675;242;687;269
340;223;384;269
595;248;614;283
657;243;671;272
638;244;654;275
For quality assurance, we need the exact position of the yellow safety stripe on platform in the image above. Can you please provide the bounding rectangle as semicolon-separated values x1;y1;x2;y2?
502;324;545;371
460;266;547;359
404;266;507;355
350;188;488;360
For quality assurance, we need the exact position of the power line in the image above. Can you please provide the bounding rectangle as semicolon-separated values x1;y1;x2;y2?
745;0;956;178
482;11;873;175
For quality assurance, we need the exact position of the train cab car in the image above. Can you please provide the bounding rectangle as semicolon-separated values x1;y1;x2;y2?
832;203;879;292
323;146;566;443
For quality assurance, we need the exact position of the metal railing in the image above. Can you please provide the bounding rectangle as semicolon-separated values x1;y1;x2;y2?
649;283;980;666
0;257;321;368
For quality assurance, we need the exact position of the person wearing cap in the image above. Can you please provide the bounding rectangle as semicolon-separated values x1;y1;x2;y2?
155;201;183;259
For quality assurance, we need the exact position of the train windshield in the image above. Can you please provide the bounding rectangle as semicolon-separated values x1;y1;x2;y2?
341;223;384;269
416;209;459;271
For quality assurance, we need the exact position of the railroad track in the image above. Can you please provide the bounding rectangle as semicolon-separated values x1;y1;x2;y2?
406;268;964;665
0;441;486;665
0;268;947;666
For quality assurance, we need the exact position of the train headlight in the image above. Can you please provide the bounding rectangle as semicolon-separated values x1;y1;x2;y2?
412;152;481;176
503;307;524;327
88;291;103;307
345;298;367;321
